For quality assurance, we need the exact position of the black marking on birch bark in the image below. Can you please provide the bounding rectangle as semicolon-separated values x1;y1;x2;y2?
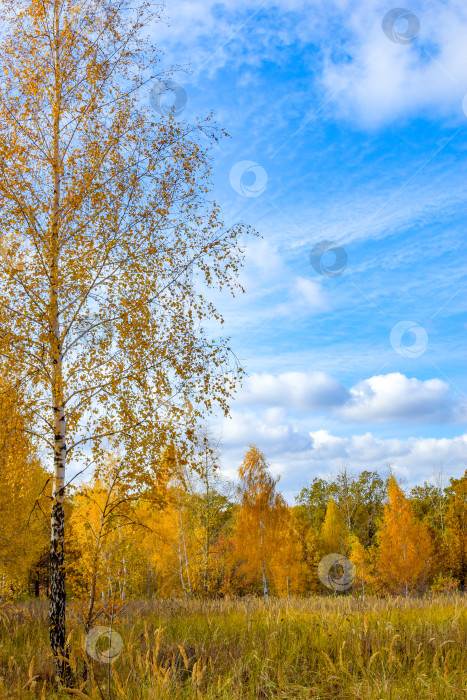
49;499;72;684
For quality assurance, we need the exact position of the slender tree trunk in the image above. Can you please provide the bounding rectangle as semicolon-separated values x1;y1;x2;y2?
259;520;269;599
179;513;192;595
261;559;269;599
204;462;210;595
48;0;72;685
402;541;409;598
204;528;210;594
120;555;127;600
85;543;102;634
49;437;69;683
117;524;127;600
177;536;188;598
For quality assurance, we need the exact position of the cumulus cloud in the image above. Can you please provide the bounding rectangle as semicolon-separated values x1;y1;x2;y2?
218;407;467;496
235;371;466;424
302;430;467;486
221;406;312;453
338;373;467;424
296;277;328;310
237;370;349;410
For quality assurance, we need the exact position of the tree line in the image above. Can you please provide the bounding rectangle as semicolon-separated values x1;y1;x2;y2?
2;434;465;607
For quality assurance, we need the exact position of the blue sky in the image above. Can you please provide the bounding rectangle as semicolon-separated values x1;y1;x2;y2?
151;0;467;500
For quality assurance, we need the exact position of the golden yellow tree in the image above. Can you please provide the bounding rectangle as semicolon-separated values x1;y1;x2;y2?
375;476;433;596
69;451;171;635
269;506;308;597
0;373;50;596
231;445;284;598
0;0;248;680
320;497;350;556
349;534;375;598
138;485;198;598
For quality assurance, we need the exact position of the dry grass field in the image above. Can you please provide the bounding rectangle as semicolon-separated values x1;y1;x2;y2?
0;594;466;699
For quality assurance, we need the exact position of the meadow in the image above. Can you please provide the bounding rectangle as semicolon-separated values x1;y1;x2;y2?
0;594;465;699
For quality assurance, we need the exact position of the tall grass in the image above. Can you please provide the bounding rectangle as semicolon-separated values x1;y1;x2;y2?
0;594;465;698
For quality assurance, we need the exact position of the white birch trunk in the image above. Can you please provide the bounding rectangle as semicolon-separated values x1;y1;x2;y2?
179;513;192;595
177;535;188;599
48;0;71;684
259;520;269;599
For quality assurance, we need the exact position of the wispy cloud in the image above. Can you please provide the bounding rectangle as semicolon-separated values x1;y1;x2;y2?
151;1;467;494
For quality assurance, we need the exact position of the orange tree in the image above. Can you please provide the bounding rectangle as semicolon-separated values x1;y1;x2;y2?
0;372;50;596
375;476;433;596
229;445;285;598
320;497;350;556
0;0;249;682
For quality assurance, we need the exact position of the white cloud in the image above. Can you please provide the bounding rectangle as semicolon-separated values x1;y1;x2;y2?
339;373;467;424
237;370;349;410
273;276;329;317
220;406;312;453
152;0;467;127
320;1;467;127
235;371;466;424
218;413;467;498
294;277;329;311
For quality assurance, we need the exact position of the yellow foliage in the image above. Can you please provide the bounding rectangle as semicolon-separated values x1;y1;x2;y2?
320;497;351;556
375;476;433;595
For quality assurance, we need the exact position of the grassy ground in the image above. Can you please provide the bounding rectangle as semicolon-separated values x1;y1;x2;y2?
0;594;466;699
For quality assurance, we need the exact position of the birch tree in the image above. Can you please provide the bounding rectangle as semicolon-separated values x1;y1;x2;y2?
234;445;285;598
183;430;234;595
0;0;248;683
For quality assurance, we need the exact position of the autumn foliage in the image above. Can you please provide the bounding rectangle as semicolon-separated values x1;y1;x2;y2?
3;442;466;603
